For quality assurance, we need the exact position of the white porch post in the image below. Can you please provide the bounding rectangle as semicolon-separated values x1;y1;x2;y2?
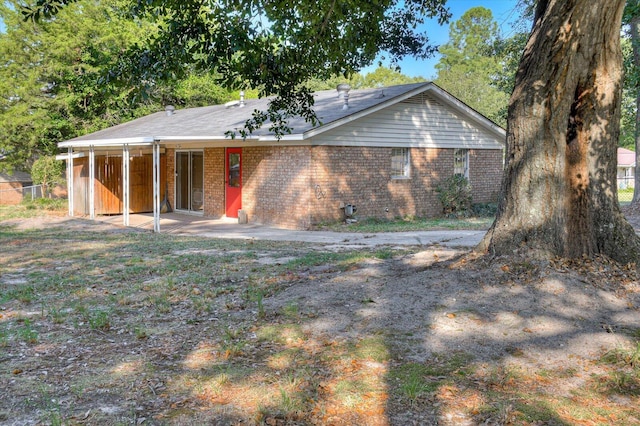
67;148;74;217
89;145;95;220
153;141;160;233
123;144;130;227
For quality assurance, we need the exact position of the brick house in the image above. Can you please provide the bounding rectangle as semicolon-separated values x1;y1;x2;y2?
0;171;33;205
58;83;505;230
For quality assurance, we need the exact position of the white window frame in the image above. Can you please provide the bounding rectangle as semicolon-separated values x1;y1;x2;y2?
454;148;469;178
391;148;410;179
175;149;205;215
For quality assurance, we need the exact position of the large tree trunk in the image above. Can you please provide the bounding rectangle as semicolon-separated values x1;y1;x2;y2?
478;0;640;263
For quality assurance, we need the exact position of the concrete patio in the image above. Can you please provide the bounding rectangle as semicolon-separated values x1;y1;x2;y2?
90;212;486;248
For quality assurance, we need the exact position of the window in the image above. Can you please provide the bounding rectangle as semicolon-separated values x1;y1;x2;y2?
454;149;469;178
391;148;410;178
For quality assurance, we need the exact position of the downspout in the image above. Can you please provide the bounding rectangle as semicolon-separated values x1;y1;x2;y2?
89;145;95;220
153;140;161;233
123;144;130;227
68;148;74;217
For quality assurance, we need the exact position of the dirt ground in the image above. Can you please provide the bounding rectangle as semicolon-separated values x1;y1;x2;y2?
1;212;640;425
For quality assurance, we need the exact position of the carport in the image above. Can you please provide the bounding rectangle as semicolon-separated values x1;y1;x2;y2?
58;138;164;232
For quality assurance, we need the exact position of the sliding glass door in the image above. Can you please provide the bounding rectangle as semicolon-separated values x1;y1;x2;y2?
175;151;204;214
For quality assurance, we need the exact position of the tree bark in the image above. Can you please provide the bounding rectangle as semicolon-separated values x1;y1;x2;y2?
478;0;640;263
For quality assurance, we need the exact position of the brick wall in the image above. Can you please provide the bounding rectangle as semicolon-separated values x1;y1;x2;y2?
309;146;503;225
164;145;502;229
310;146;450;224
0;182;24;205
469;149;504;204
204;147;225;217
166;148;175;209
242;146;312;229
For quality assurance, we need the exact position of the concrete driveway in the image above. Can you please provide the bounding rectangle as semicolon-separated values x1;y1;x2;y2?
95;213;487;248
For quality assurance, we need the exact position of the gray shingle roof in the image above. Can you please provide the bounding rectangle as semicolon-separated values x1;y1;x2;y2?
0;171;32;183
61;83;431;145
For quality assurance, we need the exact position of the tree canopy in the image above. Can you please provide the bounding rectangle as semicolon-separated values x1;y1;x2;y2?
435;6;527;127
0;0;239;172
22;0;451;139
30;155;65;195
305;66;426;92
0;0;153;171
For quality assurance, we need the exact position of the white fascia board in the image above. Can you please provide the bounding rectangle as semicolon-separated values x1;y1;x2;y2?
58;136;156;148
156;135;235;142
257;134;306;143
310;139;504;150
55;152;85;160
161;136;310;147
156;134;306;143
159;136;308;148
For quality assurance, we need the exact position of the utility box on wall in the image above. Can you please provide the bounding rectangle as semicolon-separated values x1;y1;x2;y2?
238;209;248;224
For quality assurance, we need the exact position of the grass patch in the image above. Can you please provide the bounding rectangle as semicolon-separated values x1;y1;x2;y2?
596;342;640;396
3;285;36;304
256;324;306;346
16;318;38;344
47;306;67;324
600;342;640;370
392;363;440;402
282;249;399;271
0;199;66;220
316;215;494;232
280;302;300;320
333;378;371;408
86;309;112;331
350;335;389;363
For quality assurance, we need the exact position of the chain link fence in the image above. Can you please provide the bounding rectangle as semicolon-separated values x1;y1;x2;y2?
618;176;634;204
0;185;43;205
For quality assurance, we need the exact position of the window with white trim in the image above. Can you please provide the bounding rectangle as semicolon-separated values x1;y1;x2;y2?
391;148;410;178
454;148;469;178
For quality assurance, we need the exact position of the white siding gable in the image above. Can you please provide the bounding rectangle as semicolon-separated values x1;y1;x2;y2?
309;92;504;150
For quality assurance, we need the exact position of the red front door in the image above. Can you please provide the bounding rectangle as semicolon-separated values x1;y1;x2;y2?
226;148;242;218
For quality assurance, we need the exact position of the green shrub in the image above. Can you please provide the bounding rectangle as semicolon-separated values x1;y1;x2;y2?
471;202;498;217
436;175;472;217
31;156;65;197
21;197;66;211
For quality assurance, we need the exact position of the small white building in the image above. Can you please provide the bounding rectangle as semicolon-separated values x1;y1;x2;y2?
617;147;636;189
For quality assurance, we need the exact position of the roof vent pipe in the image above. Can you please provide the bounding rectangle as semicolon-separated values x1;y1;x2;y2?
239;91;245;107
165;105;175;116
337;83;351;98
337;84;351;110
342;92;349;110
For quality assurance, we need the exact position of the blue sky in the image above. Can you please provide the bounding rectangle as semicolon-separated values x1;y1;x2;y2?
370;0;523;79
